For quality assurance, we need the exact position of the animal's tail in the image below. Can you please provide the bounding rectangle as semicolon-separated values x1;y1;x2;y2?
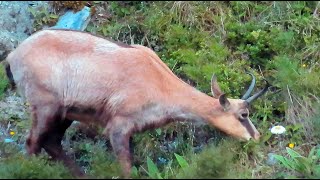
2;60;16;90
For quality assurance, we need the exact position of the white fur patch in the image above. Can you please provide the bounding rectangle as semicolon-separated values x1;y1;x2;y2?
108;93;126;109
94;39;120;52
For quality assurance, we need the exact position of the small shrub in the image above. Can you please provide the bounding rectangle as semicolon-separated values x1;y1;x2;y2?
67;139;122;179
28;6;59;32
87;141;122;179
0;63;9;99
0;151;73;179
175;139;253;179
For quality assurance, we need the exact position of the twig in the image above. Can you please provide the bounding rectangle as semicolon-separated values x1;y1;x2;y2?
128;25;134;45
145;35;151;48
313;1;320;18
258;65;264;78
286;85;293;105
171;60;178;72
309;93;320;102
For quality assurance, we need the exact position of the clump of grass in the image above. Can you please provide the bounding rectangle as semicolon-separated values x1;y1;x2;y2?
175;138;254;179
0;63;9;99
271;55;320;141
0;142;73;179
310;104;320;141
65;138;122;179
86;141;122;179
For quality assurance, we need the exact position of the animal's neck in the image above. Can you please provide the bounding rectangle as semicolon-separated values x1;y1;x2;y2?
130;85;222;134
167;85;222;125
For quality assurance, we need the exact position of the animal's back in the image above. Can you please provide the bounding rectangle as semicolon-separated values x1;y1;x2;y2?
6;29;189;119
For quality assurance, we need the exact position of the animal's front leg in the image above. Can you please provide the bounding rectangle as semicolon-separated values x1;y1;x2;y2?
108;119;133;178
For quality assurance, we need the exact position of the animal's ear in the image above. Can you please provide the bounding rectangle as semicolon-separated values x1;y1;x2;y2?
219;94;230;111
211;74;223;98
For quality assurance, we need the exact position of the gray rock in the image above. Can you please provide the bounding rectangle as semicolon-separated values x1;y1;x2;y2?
0;2;92;149
266;152;278;166
0;1;49;60
0;91;29;121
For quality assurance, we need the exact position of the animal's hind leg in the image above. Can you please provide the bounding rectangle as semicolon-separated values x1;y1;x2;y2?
26;105;58;155
41;118;85;177
26;111;40;155
25;103;84;176
41;118;73;159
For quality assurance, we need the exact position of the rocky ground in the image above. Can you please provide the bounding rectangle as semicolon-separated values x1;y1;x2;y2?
0;1;49;145
0;1;91;148
0;1;50;59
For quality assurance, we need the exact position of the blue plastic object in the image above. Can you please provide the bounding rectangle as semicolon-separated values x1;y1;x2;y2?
51;6;91;31
4;138;14;143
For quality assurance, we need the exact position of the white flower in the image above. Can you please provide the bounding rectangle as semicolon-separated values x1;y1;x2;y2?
270;125;286;134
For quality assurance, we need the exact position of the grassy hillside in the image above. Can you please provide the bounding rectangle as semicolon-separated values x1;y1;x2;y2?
0;1;319;179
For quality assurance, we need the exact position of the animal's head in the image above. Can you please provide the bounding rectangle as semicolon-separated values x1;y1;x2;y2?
209;72;270;141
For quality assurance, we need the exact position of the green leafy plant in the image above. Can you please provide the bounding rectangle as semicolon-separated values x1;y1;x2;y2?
145;156;164;179
142;152;189;179
28;6;59;32
174;153;189;169
273;147;320;178
285;123;304;146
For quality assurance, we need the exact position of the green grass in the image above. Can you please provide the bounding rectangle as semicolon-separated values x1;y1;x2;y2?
2;1;319;179
0;63;9;99
0;142;73;179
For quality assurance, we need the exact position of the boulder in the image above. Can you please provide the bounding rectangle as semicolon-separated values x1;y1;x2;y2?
0;1;49;60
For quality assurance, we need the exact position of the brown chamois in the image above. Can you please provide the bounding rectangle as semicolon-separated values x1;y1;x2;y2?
4;29;269;178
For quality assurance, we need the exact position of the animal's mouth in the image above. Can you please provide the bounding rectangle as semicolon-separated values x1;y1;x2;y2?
248;135;261;142
244;137;252;141
238;134;255;142
253;132;261;141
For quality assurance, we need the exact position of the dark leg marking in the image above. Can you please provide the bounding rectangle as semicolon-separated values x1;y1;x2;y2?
109;127;132;178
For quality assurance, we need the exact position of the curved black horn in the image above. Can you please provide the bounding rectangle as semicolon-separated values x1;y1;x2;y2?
245;79;270;104
241;71;256;100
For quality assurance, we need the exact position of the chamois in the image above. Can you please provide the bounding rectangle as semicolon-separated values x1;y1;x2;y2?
4;29;269;178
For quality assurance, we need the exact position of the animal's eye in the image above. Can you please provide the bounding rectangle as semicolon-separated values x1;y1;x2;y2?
239;112;249;122
242;112;248;118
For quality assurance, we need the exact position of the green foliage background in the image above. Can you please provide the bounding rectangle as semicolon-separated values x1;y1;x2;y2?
0;1;319;179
